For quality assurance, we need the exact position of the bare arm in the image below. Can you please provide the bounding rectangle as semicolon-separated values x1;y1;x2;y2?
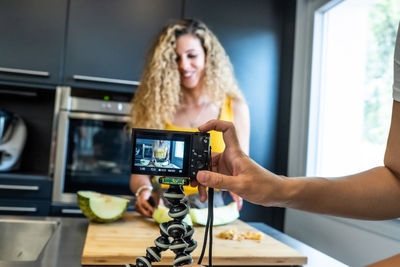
196;102;400;220
284;100;400;219
130;174;152;193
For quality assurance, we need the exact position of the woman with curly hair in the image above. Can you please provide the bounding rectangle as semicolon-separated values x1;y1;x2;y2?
130;19;250;218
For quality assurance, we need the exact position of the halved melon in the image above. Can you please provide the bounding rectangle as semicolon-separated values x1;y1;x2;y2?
190;202;239;226
77;191;129;223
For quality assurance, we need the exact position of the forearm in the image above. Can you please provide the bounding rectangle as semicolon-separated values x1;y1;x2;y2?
284;167;400;220
130;174;152;194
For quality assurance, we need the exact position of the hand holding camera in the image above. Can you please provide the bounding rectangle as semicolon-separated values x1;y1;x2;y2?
195;120;285;207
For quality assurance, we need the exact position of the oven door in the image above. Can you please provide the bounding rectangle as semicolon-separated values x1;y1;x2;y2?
52;111;131;204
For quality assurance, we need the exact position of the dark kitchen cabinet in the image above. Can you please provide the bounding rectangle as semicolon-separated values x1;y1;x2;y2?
0;0;68;86
0;86;55;216
63;0;183;92
0;174;52;216
0;199;50;216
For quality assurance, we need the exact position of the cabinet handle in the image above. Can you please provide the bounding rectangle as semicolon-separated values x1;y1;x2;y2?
0;67;49;77
0;184;39;191
61;208;82;214
0;206;37;212
73;74;140;86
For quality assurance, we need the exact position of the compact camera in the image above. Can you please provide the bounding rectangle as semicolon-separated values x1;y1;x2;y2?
131;128;210;185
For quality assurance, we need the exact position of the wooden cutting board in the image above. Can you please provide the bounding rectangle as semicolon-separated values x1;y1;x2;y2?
81;213;307;266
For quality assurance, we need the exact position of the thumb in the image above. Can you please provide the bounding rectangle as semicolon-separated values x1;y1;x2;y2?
197;170;231;190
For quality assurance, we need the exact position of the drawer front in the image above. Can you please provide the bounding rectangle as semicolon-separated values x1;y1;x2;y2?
0;199;50;216
50;203;134;217
0;176;52;199
50;204;84;218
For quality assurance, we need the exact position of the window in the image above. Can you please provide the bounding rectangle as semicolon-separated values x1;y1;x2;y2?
174;141;184;158
307;0;400;177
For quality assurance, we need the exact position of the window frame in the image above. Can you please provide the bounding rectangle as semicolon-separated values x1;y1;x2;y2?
288;0;344;178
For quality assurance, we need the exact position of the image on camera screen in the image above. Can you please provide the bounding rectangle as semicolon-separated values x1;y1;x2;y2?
134;138;185;173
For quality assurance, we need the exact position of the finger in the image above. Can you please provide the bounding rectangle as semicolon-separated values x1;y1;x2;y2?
197;184;208;202
210;152;221;171
143;201;154;214
153;196;160;207
196;170;231;190
238;199;243;211
211;151;219;157
190;179;199;187
144;209;153;218
230;192;243;211
198;120;240;148
140;199;154;217
135;202;151;218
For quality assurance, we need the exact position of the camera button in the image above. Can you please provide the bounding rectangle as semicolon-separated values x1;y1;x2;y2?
195;160;204;169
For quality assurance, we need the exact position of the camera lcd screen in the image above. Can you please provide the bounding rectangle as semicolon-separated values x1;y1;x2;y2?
131;129;191;177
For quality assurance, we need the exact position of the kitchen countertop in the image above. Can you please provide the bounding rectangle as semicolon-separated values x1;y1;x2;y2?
0;215;348;267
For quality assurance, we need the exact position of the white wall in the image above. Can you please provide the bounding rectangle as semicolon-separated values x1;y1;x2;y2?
287;0;400;266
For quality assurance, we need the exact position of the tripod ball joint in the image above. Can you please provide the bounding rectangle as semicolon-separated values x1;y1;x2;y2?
168;202;189;220
163;187;186;205
159;222;169;237
169;239;188;254
167;221;186;238
136;256;152;267
183;224;194;239
174;252;193;266
184;238;197;253
154;236;170;251
183;224;197;253
146;247;162;262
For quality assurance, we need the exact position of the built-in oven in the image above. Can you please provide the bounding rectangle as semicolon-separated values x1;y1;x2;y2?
51;87;133;205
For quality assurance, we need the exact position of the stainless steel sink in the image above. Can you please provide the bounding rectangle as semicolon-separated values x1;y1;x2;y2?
0;218;60;262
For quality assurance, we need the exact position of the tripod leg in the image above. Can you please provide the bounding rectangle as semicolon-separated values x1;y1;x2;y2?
164;185;194;266
135;184;196;267
136;221;170;267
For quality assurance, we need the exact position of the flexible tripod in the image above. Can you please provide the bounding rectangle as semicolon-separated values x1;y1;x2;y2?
136;180;197;267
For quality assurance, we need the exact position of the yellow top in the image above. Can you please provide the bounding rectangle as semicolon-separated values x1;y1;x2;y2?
155;148;167;159
153;141;168;159
161;97;234;195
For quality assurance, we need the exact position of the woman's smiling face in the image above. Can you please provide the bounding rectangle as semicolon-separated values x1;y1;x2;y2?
175;34;206;90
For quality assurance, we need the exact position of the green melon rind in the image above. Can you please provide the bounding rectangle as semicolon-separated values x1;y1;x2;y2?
189;202;239;226
77;191;129;223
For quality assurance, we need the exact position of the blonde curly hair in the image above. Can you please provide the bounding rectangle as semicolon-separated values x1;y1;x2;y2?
129;19;244;129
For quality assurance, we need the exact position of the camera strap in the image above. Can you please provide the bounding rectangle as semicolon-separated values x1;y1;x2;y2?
198;151;214;266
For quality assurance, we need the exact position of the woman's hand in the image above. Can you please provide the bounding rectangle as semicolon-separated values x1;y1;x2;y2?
134;189;160;218
229;192;243;210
